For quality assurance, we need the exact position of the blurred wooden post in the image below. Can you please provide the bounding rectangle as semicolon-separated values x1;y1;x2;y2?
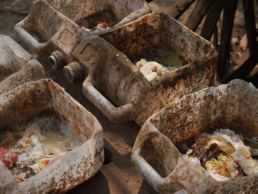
223;0;258;83
217;0;238;81
213;26;219;51
243;0;257;54
170;0;196;19
201;0;227;40
185;0;215;31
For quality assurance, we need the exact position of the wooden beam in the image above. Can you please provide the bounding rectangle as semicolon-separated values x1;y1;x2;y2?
201;0;227;40
169;0;196;19
213;25;219;51
243;0;257;54
227;49;249;76
217;0;238;80
185;0;215;31
223;47;258;83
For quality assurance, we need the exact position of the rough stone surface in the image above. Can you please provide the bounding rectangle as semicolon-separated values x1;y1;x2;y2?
75;12;218;126
0;35;45;95
132;79;258;194
0;79;104;193
14;0;151;67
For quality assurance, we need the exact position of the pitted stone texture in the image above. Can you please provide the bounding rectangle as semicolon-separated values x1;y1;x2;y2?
74;13;218;125
132;79;258;194
0;35;45;95
15;0;151;66
0;79;104;193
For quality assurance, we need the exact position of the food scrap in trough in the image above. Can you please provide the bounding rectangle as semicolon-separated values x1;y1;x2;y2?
135;51;184;81
184;129;258;181
0;122;82;183
81;22;109;32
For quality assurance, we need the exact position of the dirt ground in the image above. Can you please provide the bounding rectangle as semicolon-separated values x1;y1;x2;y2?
0;0;258;193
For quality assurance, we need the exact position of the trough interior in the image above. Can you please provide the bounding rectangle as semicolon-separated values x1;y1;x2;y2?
0;109;76;142
46;0;143;30
0;80;94;141
101;13;213;71
25;1;64;43
75;8;121;29
27;0;145;43
140;131;181;178
142;85;258;178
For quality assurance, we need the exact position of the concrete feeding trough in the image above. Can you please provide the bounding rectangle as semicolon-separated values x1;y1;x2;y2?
15;0;151;70
65;12;218;126
0;79;104;193
132;79;258;194
0;35;45;95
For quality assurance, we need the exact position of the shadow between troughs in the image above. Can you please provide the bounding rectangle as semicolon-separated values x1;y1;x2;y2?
67;170;111;194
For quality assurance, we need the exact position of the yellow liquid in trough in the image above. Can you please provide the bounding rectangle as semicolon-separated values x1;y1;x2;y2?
42;129;81;156
158;52;184;68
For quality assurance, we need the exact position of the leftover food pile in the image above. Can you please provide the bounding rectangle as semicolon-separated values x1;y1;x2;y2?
0;122;82;183
135;59;176;81
184;129;258;181
81;22;109;32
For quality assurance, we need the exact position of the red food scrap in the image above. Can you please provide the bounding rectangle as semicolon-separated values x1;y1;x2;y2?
42;159;50;166
0;147;18;167
192;131;203;138
76;124;80;135
28;132;34;138
81;22;109;32
100;22;108;28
